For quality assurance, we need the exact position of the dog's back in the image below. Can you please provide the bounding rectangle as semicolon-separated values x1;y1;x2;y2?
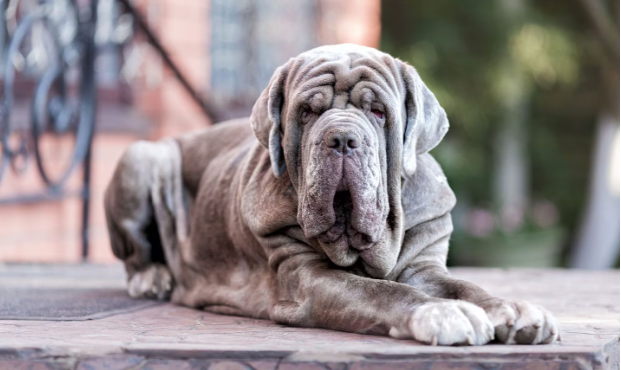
176;118;256;198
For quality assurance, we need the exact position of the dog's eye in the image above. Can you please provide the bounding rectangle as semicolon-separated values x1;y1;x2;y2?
300;108;311;121
371;109;385;120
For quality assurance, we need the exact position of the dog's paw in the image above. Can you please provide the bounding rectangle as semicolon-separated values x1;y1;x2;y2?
127;264;174;301
390;300;494;346
483;299;558;344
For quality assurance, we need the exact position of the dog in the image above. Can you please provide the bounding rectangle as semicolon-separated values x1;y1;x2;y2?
104;44;558;346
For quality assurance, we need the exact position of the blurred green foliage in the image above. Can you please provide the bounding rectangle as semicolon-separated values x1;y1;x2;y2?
381;0;611;262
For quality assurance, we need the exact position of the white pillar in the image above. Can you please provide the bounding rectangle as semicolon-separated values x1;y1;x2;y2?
570;115;620;269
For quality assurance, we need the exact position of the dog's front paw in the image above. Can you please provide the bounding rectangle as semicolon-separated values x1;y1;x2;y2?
483;299;558;344
127;264;174;301
390;300;494;346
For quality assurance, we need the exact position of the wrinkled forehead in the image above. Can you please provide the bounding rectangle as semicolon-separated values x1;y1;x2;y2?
285;45;404;105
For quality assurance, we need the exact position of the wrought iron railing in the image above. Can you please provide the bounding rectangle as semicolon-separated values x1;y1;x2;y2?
0;0;213;259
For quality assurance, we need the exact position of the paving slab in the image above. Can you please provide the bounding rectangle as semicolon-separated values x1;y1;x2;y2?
0;264;618;369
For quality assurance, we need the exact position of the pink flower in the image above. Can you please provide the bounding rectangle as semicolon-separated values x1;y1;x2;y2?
466;208;495;237
501;206;524;233
532;200;559;228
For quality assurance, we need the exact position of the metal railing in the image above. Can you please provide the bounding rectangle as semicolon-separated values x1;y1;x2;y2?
0;0;213;259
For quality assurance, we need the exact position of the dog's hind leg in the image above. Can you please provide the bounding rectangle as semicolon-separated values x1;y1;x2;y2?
121;216;174;301
104;139;188;301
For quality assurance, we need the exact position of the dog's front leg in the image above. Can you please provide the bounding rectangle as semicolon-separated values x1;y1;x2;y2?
395;211;559;345
268;246;494;346
400;263;559;345
396;235;559;345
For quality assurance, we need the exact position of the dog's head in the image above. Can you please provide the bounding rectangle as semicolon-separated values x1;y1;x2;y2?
251;44;448;277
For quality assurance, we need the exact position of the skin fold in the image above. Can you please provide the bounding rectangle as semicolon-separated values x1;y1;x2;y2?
104;44;558;346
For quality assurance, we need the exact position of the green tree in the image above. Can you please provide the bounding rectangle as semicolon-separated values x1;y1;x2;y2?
381;0;612;266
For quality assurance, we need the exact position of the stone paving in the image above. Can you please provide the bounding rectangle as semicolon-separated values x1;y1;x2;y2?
0;264;618;369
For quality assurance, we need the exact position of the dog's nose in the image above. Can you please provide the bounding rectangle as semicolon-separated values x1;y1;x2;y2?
324;130;359;153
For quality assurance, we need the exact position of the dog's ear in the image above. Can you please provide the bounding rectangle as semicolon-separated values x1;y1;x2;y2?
400;61;449;176
251;63;289;178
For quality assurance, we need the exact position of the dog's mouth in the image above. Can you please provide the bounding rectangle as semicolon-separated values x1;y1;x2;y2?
316;190;352;244
316;190;375;251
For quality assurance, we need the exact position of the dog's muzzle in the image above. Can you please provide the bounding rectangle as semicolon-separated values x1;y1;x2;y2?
298;110;387;266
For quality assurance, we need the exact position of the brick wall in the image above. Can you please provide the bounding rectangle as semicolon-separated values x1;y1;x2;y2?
134;0;211;138
0;0;380;263
0;131;141;263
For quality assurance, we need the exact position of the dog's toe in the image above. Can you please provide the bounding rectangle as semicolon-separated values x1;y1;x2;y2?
128;264;174;301
494;323;512;343
485;300;558;345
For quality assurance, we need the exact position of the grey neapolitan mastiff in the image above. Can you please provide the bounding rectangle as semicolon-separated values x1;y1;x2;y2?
105;44;558;346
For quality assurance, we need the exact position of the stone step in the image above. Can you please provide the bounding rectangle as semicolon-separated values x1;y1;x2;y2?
0;264;618;370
